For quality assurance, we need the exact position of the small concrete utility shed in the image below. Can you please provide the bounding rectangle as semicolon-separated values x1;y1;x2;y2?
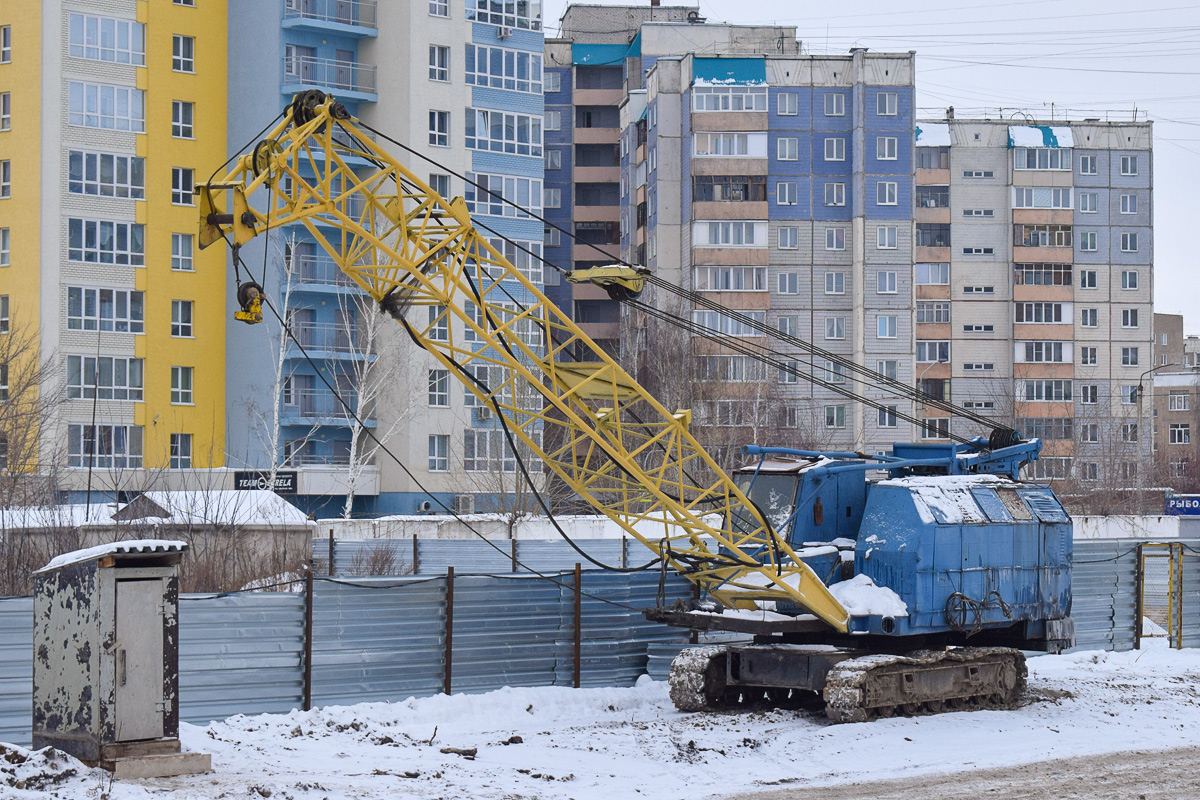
32;540;211;778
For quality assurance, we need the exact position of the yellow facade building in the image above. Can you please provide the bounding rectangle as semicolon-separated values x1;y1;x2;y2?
0;0;227;498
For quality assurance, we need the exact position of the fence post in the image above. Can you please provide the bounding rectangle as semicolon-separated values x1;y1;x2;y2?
1134;543;1145;650
511;538;518;573
412;534;419;575
573;562;582;689
443;566;455;695
303;566;314;711
690;582;700;645
327;529;334;576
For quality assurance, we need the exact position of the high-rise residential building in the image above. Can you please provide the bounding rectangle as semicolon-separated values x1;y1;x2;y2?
914;117;1154;486
621;45;919;455
226;1;545;515
1;1;228;501
1154;313;1184;369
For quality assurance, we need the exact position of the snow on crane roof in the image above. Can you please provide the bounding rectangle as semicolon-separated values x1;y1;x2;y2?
915;122;951;147
1008;125;1074;148
875;474;1014;525
35;539;188;573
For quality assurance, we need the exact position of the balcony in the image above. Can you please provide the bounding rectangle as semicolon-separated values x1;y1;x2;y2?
283;389;375;427
290;321;368;356
283;55;377;102
294;254;355;289
282;0;378;36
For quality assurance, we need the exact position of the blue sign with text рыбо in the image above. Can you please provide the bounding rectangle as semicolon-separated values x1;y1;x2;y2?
1165;495;1200;516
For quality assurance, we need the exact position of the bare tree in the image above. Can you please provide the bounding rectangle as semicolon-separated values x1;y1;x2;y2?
0;311;62;508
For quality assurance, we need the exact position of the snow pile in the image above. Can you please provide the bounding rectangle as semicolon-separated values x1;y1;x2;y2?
1008;125;1074;148
829;574;908;617
35;539;188;573
0;744;82;792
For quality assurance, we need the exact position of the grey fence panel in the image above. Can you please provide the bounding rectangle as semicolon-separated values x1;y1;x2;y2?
311;578;445;706
0;598;33;745
1177;541;1200;649
451;574;566;693
178;593;306;724
515;540;625;573
416;540;516;575
326;538;414;576
1070;540;1138;653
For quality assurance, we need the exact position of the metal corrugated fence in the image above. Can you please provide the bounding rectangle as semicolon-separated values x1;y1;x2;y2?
0;598;32;745
1070;540;1139;652
319;537;637;577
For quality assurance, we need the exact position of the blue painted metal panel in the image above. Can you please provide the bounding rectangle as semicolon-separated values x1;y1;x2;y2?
471;86;544;117
769;88;812;130
572;43;633;66
692;57;765;85
469;149;544;179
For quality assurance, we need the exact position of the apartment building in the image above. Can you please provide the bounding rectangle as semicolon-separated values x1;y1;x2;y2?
1155;313;1184;369
914;117;1154;485
226;0;545;515
1153;370;1197;482
622;47;919;453
0;1;228;500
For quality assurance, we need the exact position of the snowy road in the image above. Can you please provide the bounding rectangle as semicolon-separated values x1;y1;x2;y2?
5;647;1200;799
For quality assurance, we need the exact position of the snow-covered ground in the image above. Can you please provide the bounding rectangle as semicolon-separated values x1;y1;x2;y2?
7;647;1200;800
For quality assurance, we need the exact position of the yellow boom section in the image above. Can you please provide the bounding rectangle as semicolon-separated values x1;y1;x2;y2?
198;93;849;632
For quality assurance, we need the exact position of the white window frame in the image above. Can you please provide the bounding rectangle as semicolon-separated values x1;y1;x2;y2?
1120;193;1138;214
430;0;449;16
824;92;845;117
171;167;194;205
67;81;145;132
824;137;845;162
915;262;950;285
876;136;898;160
429;45;450;82
0;160;8;199
1122;308;1139;328
824;317;846;341
1120;155;1139;176
876;91;898;116
877;225;897;250
777;181;798;206
172;233;193;271
67;424;143;469
428;434;450;471
824;182;845;207
429;110;450;147
778;272;799;295
777;137;799;161
465;107;542;157
428;369;450;407
779;226;798;250
825;405;846;429
170;433;192;469
66;355;144;401
876;181;897;206
777;92;799;115
1080;308;1098;327
825;227;845;251
171;299;193;338
66;287;144;332
1079;154;1097;175
877;315;897;339
68;14;145;65
465;44;543;94
1170;424;1191;445
1121;232;1139;252
824;271;845;295
0;25;9;64
877;271;897;294
1079;231;1097;251
171;100;194;139
171;34;194;73
171;365;194;405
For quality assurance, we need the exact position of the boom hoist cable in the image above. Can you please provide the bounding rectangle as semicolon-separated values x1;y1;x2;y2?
200;91;852;631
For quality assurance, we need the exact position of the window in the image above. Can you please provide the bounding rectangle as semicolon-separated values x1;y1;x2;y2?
876;92;898;116
779;227;798;249
777;137;798;161
824;271;845;295
430;0;449;16
1079;423;1099;443
1120;155;1139;176
824;137;845;162
1080;385;1098;404
67;424;142;468
174;0;196;5
1081;308;1098;327
777;315;798;337
916;224;950;248
825;227;845;251
876;181;897;206
1079;154;1097;175
921;418;950;440
1170;424;1191;445
545;150;561;170
68;14;145;65
1014;147;1072;170
170;100;194;139
878;406;898;428
917;147;949;169
915;263;949;285
1121;347;1139;366
824;92;845;116
691;85;767;112
1080;269;1097;289
1120;194;1138;214
66;287;144;332
1170;393;1190;412
66;356;144;400
1121;270;1139;290
825;405;846;429
171;167;194;205
465;107;543;157
428;305;449;341
777;181;798;206
877;271;897;294
171;300;193;337
1017;224;1072;248
778;272;799;295
1014;187;1072;209
1121;232;1139;252
1024;380;1072;401
1080;346;1097;366
1079;191;1098;213
171;233;194;272
824;317;845;340
68;82;145;132
778;92;799;115
1018;418;1075;441
0;228;7;266
692;309;766;337
824;182;845;207
877;315;897;339
962;169;993;179
544;110;561;131
68;151;145;199
916;302;950;324
877;360;898;380
428;369;450;407
963;363;994;372
1015;302;1065;323
694;266;767;292
0;160;7;198
1015;263;1072;286
694;132;762;157
172;35;194;72
963;401;996;411
877;226;897;250
1121;422;1139;443
428;434;449;471
0;93;8;131
1121;385;1138;404
1122;309;1139;328
544;226;560;247
544;71;561;92
464;172;542;218
1078;231;1097;252
1022;342;1066;363
543;187;561;208
429;110;449;146
919;187;950;208
463;429;516;472
963;325;994;333
0;25;8;63
429;173;451;198
877;136;898;161
778;362;799;384
701;221;760;246
429;45;449;81
0;295;7;334
916;341;949;363
169;433;192;469
465;44;543;94
823;361;847;384
171;366;194;404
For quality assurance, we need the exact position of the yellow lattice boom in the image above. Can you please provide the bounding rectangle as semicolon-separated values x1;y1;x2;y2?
198;92;849;632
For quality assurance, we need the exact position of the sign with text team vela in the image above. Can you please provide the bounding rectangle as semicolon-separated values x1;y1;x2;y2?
1165;495;1200;516
234;471;297;494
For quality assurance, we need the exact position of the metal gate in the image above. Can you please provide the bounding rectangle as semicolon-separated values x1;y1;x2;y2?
1135;542;1183;648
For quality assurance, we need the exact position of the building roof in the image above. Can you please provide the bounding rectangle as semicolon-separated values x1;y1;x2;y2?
0;490;311;531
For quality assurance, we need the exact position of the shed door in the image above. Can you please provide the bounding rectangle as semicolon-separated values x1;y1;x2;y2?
114;579;164;741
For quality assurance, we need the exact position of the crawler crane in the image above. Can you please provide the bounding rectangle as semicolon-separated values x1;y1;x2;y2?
200;91;1073;722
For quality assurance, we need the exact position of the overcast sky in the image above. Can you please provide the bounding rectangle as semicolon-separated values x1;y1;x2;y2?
543;0;1200;333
